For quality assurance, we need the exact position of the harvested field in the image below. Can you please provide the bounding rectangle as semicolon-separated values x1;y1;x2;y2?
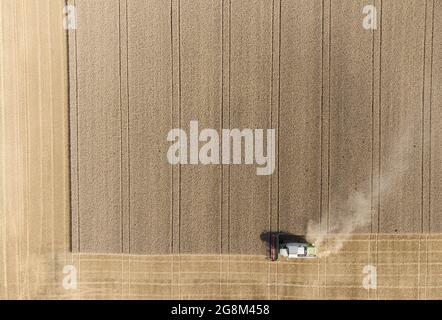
1;235;442;299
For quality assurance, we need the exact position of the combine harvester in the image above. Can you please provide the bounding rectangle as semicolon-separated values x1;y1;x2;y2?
270;233;317;261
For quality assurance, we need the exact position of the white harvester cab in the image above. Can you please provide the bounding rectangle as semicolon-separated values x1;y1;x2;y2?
279;242;316;259
270;233;317;260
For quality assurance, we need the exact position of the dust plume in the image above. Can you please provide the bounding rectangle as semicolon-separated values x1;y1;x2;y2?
306;130;412;258
306;191;372;258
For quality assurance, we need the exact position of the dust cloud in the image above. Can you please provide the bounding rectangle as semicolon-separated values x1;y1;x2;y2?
306;131;412;258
